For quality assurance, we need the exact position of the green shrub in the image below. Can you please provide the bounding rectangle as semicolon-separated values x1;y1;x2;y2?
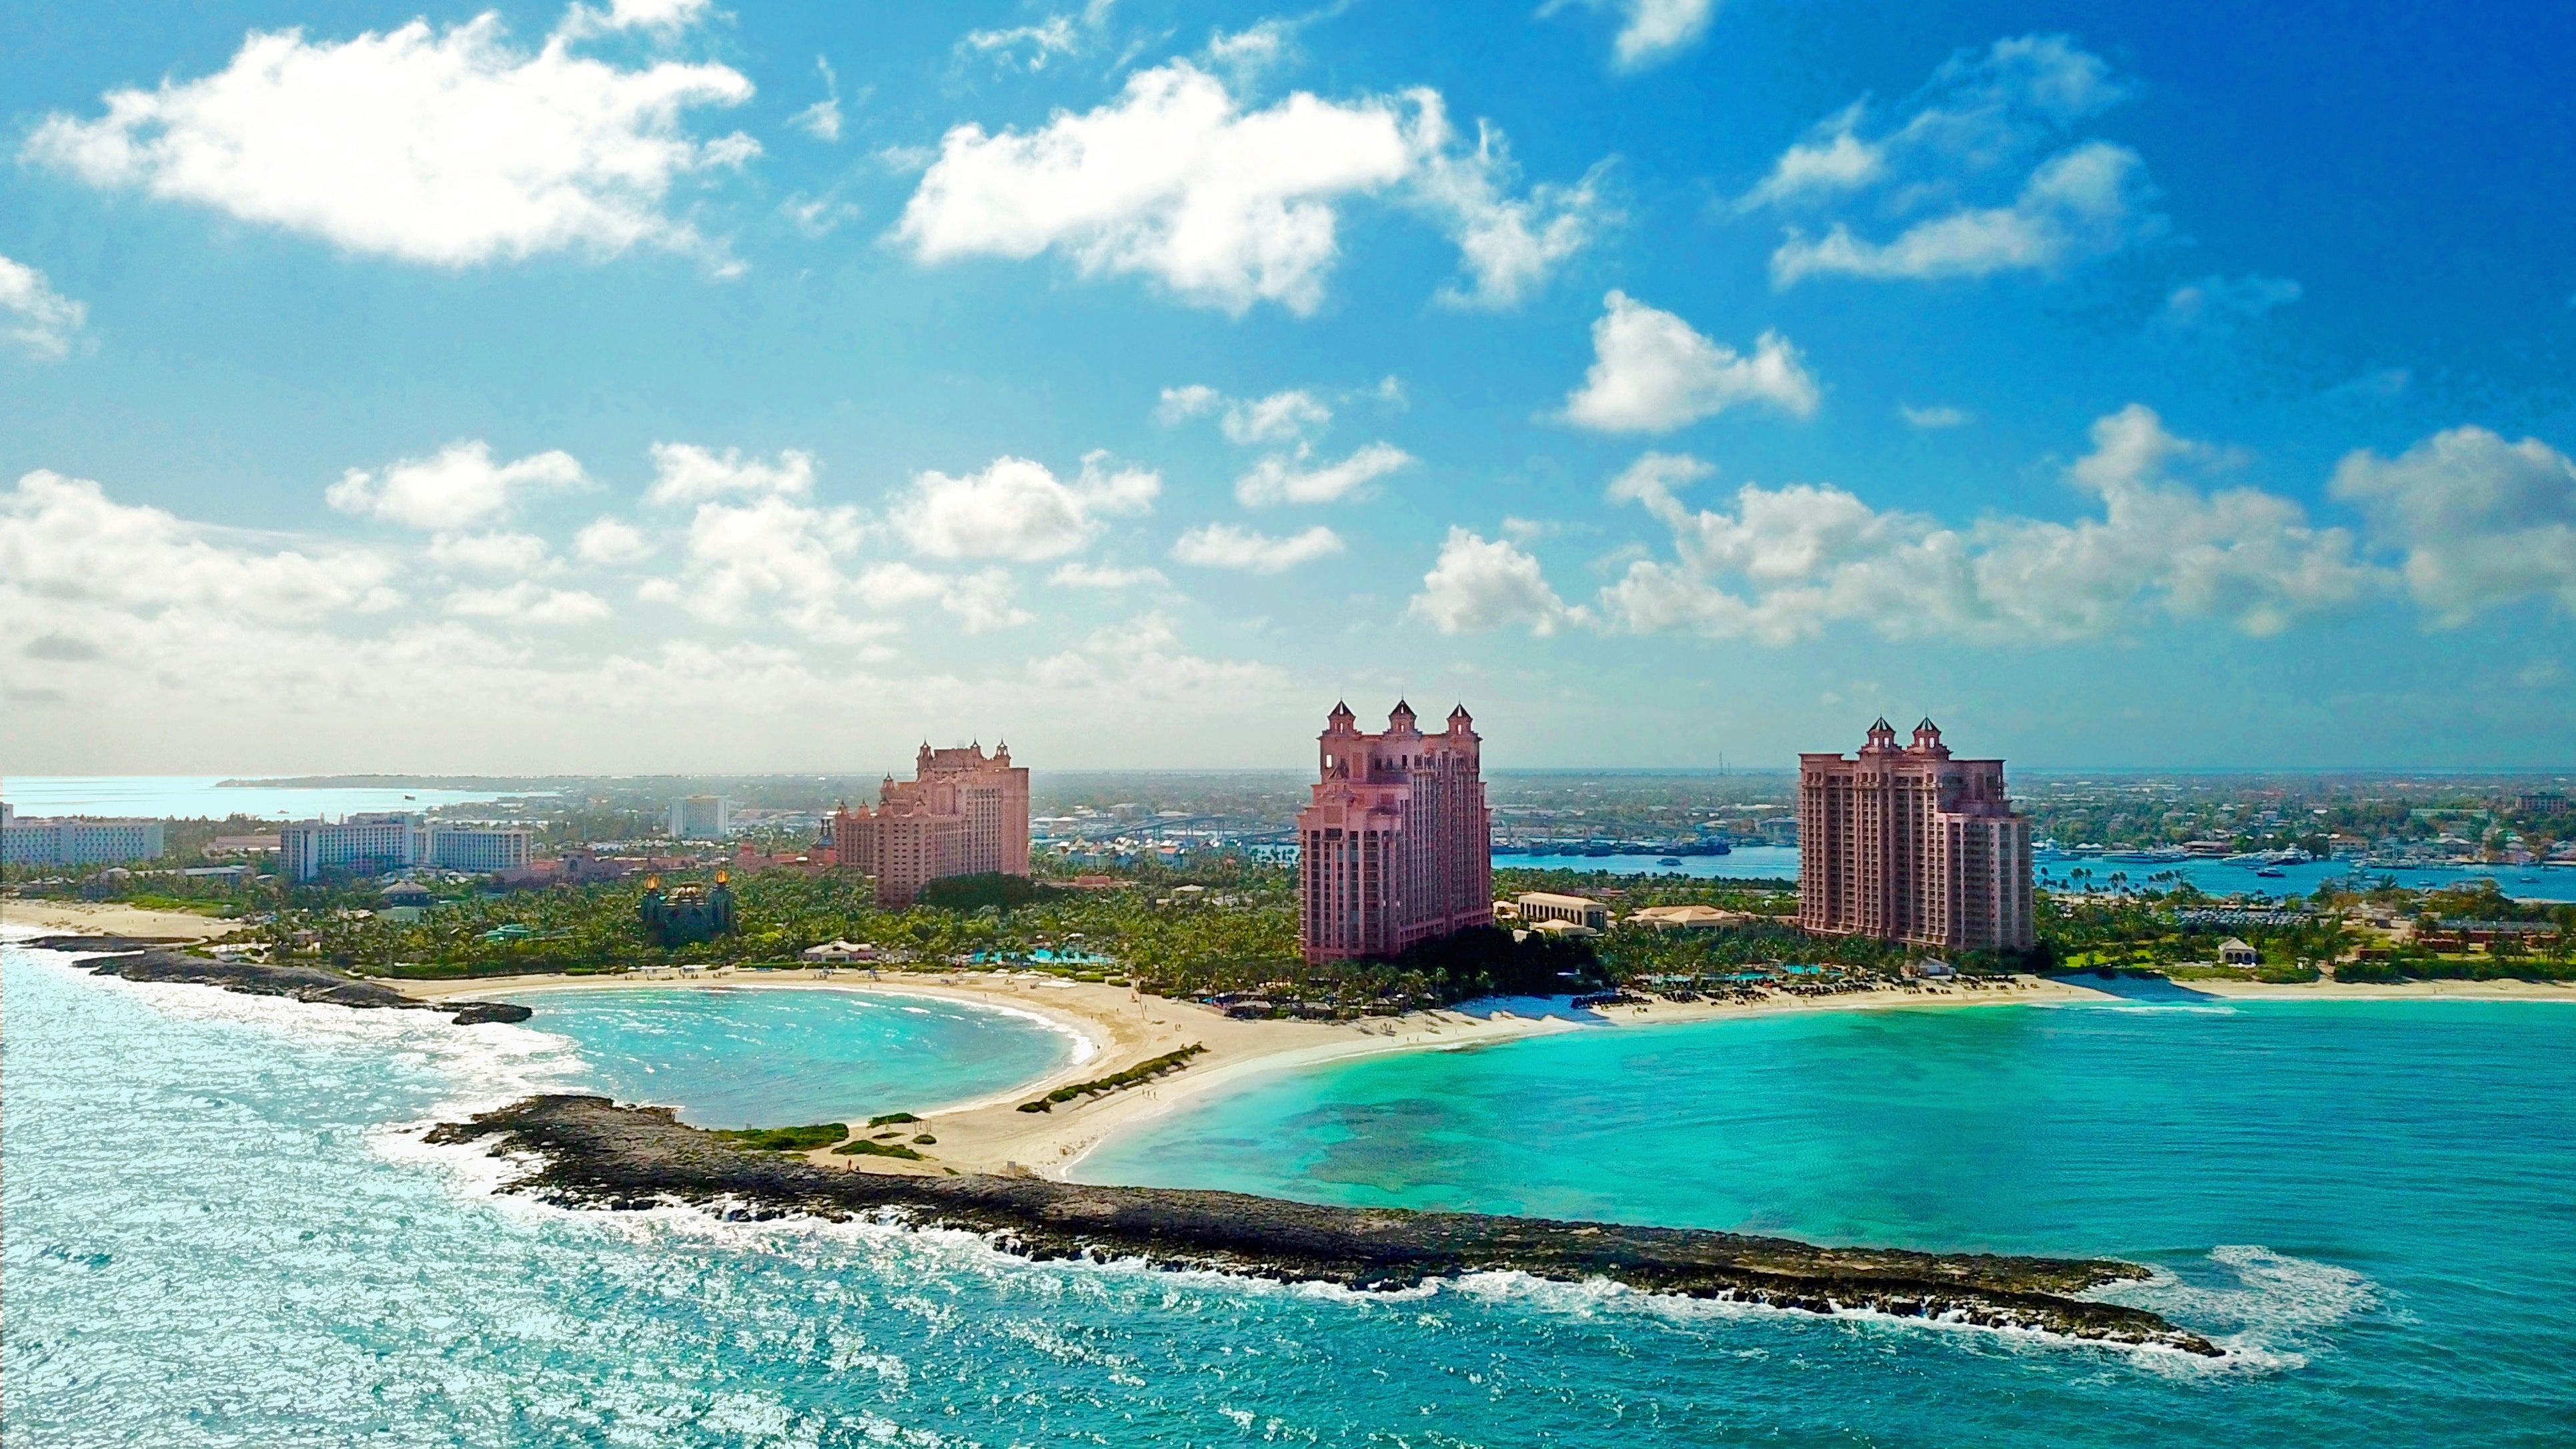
866;1111;920;1127
1017;1043;1207;1112
832;1138;924;1160
710;1123;846;1153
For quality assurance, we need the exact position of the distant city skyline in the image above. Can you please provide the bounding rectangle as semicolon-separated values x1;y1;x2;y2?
3;1;2571;773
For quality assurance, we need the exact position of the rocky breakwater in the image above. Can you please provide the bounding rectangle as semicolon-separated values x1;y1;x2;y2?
428;1094;2221;1356
32;939;534;1027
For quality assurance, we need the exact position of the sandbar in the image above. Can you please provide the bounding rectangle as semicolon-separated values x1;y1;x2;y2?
0;899;243;941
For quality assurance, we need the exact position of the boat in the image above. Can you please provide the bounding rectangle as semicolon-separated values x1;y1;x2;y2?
2255;867;2286;879
1658;857;1682;867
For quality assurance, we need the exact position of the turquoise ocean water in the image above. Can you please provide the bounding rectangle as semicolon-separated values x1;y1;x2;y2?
9;935;2575;1446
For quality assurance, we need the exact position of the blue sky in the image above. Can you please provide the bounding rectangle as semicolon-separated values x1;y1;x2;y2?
3;0;2571;775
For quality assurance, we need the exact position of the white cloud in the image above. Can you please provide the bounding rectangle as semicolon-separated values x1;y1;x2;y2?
327;440;589;530
0;254;87;360
1159;379;1413;505
666;492;881;641
1158;382;1367;446
789;56;842;141
1562;291;1819;432
1746;37;2158;288
893;61;1599;314
1233;442;1415;506
0;469;975;769
644;442;817;505
780;191;860;237
1409;527;1583;635
559;0;712;37
853;562;1032;632
2157;274;2302;334
1772;141;2158;286
1050;561;1168;588
2329;427;2576;624
895;62;1409;314
1029;612;1285;698
1409;105;1611;309
1171;522;1345;572
1590;408;2387;644
892;452;1159;560
428;530;552;574
1899;403;1971;428
445;580;612;623
23;11;756;268
1735;103;1882;211
938;569;1033;632
790;98;842;142
1546;0;1720;71
959;15;1079;70
1203;18;1296;83
957;0;1113;72
1221;388;1333;444
1154;384;1222;425
574;516;653;564
3;470;399;629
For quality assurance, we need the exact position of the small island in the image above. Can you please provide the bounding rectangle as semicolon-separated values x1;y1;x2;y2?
426;1093;2220;1358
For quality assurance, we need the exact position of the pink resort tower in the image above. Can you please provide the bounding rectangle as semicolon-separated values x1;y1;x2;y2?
1297;700;1493;965
1797;717;2034;953
830;742;1031;909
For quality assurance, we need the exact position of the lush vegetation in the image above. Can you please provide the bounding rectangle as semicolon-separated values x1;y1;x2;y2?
917;872;1048;911
710;1123;848;1153
1017;1044;1207;1113
2336;953;2576;984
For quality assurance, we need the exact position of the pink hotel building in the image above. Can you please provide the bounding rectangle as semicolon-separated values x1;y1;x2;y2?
830;743;1031;909
1798;718;2035;953
1297;701;1493;965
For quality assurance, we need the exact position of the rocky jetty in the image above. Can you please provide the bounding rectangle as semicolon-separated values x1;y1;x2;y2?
42;943;532;1027
429;1094;2220;1356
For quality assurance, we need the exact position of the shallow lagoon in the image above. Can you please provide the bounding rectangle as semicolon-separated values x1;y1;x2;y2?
524;984;1081;1127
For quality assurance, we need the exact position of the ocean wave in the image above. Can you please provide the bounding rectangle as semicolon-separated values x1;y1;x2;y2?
6;940;596;1181
2092;1244;2378;1374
